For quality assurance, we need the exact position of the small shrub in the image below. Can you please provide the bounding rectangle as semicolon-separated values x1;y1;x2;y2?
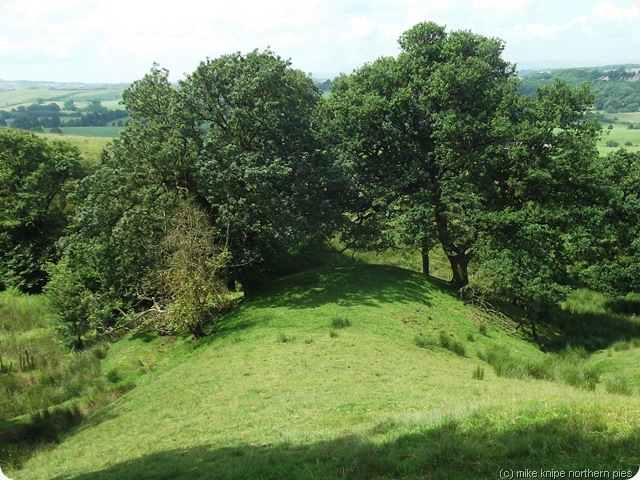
481;346;527;379
277;332;295;343
331;316;351;329
472;366;485;380
439;332;466;357
106;368;121;383
414;333;430;349
92;342;111;360
625;141;633;146
611;339;640;351
605;377;634;396
478;324;488;336
606;140;620;147
150;198;231;339
466;333;475;342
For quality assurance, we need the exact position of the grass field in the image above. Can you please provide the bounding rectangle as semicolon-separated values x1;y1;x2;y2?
59;126;125;138
0;291;137;471
37;132;111;165
0;89;125;111
598;112;640;154
6;264;639;480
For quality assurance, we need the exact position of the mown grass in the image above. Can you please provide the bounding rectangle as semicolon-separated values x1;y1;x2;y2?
11;264;640;479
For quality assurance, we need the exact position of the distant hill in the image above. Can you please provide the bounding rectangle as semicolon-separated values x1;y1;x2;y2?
0;79;129;91
517;64;640;113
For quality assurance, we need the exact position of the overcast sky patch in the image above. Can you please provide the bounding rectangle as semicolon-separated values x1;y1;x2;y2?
0;0;637;83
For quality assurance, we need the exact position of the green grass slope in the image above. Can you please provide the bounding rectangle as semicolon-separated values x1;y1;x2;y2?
13;265;640;480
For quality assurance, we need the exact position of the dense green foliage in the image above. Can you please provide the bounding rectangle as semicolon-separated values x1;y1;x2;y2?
2;20;640;480
322;22;607;327
472;81;603;323
581;150;640;295
4;21;637;347
0;130;81;292
519;65;640;113
47;50;343;345
322;22;517;286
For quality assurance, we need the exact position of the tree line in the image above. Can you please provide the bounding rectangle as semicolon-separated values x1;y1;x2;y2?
519;65;640;113
1;21;638;348
0;99;128;130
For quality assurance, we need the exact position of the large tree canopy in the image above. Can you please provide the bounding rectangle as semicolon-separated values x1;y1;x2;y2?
322;22;603;327
323;22;517;285
581;149;640;296
50;49;342;343
0;129;81;292
473;80;602;324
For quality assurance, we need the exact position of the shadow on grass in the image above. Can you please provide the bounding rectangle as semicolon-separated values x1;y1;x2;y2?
0;405;84;469
48;412;639;480
199;264;444;348
249;264;438;311
542;308;640;352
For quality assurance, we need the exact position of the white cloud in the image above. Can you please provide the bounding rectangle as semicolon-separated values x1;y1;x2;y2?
516;15;589;39
0;0;639;83
592;1;639;20
473;0;530;12
340;16;376;40
512;0;638;43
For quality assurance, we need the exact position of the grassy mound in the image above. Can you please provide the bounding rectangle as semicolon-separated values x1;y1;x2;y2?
10;265;640;479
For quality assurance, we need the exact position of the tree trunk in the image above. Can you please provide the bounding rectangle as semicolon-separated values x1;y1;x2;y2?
234;266;263;297
447;253;469;288
421;239;430;278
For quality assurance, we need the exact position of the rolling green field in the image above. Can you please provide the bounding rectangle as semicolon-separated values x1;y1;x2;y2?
37;132;111;165
0;88;125;111
5;264;639;480
59;126;125;138
597;111;640;154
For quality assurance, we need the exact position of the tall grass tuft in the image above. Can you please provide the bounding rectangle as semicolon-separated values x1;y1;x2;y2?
472;366;485;380
481;345;600;390
604;377;634;396
414;333;432;349
479;346;528;379
0;293;133;469
331;316;351;329
277;332;295;343
438;332;467;357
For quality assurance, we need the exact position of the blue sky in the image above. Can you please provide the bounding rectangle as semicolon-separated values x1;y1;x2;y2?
0;0;638;83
